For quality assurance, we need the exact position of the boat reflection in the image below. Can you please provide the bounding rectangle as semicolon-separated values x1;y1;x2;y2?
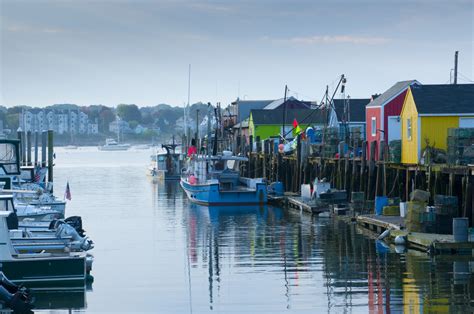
183;205;474;312
31;288;86;311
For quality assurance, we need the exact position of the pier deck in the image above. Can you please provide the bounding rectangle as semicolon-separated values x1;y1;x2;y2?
287;196;329;214
356;214;474;255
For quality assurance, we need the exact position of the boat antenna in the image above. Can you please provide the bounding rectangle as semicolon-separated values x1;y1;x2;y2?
281;85;288;143
213;104;219;156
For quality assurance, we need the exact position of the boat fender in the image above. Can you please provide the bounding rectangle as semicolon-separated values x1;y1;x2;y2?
0;272;20;295
0;272;33;312
6;212;18;230
377;229;390;240
394;235;406;245
7;290;34;313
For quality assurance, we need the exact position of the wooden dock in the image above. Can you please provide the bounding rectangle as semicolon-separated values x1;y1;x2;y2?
356;214;474;255
286;196;329;214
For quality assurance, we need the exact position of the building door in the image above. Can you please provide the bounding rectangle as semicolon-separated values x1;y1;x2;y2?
459;118;474;128
387;116;401;142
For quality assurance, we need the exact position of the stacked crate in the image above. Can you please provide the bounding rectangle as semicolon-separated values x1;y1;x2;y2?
405;201;426;232
351;192;365;212
322;127;339;158
434;195;458;234
447;128;474;165
388;140;402;163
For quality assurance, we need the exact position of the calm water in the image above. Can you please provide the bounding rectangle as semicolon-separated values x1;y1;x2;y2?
34;148;473;313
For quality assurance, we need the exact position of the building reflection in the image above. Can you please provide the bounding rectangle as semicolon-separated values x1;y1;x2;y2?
183;205;473;312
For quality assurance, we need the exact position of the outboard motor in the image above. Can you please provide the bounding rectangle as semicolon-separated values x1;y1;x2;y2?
64;216;85;237
6;212;18;230
55;223;94;251
0;272;33;313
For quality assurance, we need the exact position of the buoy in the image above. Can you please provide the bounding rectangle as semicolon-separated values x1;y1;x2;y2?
394;235;406;245
378;229;390;240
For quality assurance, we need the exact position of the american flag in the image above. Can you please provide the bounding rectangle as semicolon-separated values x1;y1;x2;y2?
34;164;41;182
64;182;72;201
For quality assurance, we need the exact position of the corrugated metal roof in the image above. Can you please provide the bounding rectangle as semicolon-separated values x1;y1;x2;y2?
263;96;312;110
366;80;419;107
250;109;326;125
411;84;474;114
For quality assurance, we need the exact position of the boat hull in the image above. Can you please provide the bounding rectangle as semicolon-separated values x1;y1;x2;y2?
98;146;130;151
180;179;267;206
0;256;86;289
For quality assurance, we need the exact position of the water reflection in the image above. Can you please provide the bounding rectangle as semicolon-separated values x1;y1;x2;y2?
32;289;86;311
183;203;473;312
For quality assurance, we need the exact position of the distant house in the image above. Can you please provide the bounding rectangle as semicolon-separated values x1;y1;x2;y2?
227;99;274;127
332;98;370;140
262;96;313;110
400;84;474;164
249;109;326;141
134;124;147;134
109;120;132;134
232;118;250;142
366;80;420;160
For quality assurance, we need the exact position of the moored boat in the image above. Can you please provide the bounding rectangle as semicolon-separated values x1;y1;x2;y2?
180;151;267;206
147;144;183;180
98;139;130;151
0;212;88;289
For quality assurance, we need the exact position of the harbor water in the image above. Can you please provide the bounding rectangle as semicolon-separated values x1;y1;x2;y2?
43;148;473;313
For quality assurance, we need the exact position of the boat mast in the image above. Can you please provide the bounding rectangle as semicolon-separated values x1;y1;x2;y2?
185;64;191;151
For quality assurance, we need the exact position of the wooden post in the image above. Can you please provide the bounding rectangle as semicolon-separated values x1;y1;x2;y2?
26;131;32;166
47;130;54;188
296;134;302;193
368;141;376;200
248;135;253;178
34;132;39;165
41;131;47;168
405;168;410;202
17;130;23;166
360;141;367;194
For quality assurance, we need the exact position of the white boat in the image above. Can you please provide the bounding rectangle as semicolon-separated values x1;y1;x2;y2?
98;139;130;151
135;144;151;150
64;145;78;150
147;144;183;180
0;211;89;289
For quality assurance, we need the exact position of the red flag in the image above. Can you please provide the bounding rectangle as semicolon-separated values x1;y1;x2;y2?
64;182;72;201
293;118;298;128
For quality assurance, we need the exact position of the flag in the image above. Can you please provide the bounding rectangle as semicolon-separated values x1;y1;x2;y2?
64;182;72;201
292;118;302;137
34;164;41;182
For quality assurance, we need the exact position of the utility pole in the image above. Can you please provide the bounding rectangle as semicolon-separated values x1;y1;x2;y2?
281;85;288;142
454;51;459;85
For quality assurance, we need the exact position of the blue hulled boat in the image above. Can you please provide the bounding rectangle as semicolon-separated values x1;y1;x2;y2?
180;152;267;206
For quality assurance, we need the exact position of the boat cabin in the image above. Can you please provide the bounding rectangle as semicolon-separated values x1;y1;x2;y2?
188;154;246;190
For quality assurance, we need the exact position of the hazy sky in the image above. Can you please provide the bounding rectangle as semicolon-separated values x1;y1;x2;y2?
1;0;473;107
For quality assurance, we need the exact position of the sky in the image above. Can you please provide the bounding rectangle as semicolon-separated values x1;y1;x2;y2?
1;0;473;108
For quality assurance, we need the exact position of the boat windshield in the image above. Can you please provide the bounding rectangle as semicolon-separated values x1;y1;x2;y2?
0;142;19;175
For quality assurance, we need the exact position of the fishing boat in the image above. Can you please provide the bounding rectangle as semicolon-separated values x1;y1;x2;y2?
180;151;267;206
0;211;88;289
147;143;183;180
98;139;130;151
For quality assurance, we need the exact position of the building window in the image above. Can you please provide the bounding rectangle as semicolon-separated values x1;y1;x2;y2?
407;118;412;140
371;117;376;136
